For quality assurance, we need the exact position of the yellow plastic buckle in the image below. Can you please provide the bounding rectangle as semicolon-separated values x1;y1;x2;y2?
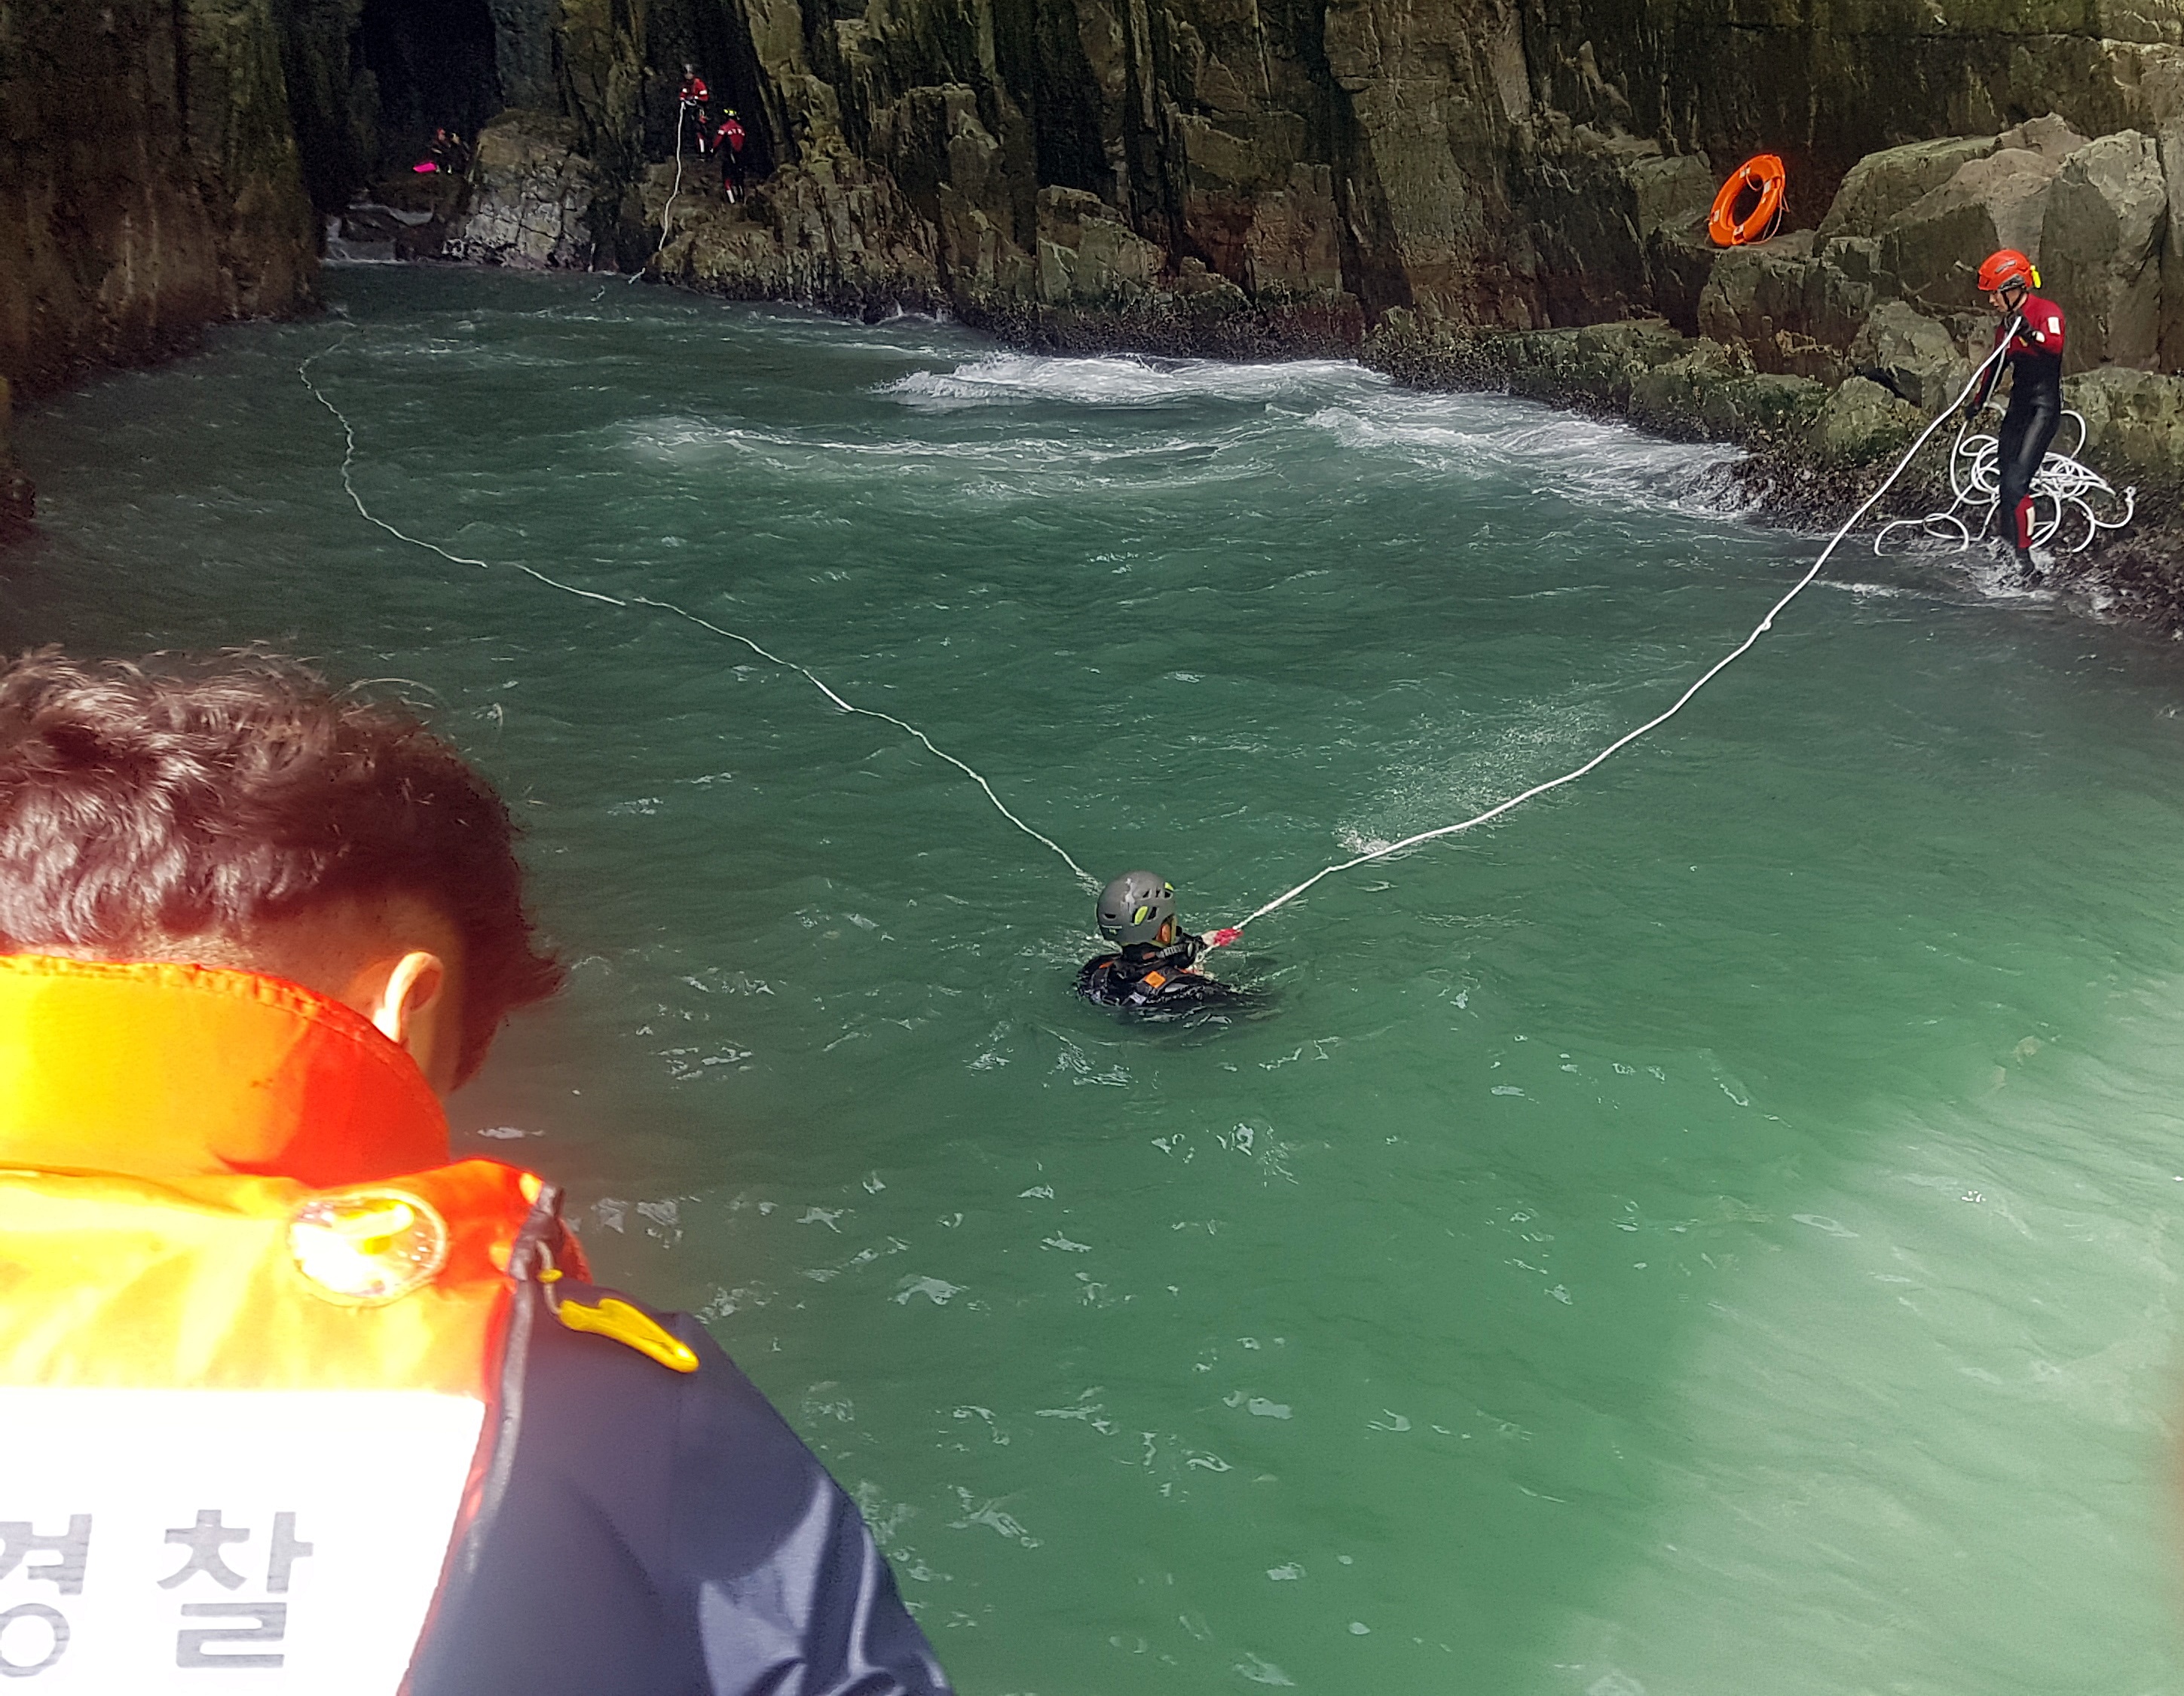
556;1294;700;1374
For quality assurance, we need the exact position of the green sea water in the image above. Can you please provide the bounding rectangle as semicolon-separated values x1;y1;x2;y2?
15;264;2184;1694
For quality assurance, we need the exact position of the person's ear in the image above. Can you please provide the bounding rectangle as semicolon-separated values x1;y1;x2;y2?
366;950;453;1089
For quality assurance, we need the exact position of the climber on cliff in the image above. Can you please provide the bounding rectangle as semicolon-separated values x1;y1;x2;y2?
1078;871;1245;1014
1963;248;2066;585
714;109;748;201
678;65;711;151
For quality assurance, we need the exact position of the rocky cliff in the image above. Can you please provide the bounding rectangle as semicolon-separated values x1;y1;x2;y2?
413;0;2184;339
0;0;323;525
11;0;2184;606
329;0;2184;617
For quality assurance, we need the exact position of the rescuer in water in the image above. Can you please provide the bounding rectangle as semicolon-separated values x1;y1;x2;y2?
0;650;951;1696
1078;869;1243;1012
1965;247;2066;584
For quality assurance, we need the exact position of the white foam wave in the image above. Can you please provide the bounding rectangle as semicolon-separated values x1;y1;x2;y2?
616;415;1265;486
1308;395;1745;518
882;352;1384;411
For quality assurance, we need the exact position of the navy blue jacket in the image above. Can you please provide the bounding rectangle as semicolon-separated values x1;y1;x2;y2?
411;1282;953;1696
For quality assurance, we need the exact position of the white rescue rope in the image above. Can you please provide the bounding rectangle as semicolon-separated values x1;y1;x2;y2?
298;338;1098;889
1223;326;2023;934
1873;408;2135;556
626;104;691;285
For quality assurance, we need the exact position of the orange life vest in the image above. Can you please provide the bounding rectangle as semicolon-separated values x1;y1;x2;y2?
0;956;581;1691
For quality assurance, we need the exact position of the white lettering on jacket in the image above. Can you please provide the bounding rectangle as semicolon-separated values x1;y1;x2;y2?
0;1389;484;1691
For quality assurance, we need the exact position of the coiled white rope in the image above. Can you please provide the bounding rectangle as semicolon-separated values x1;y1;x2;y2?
298;337;1097;889
1873;408;2136;556
1222;327;2023;934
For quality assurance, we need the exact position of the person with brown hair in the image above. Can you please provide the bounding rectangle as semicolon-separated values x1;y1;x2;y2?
0;649;952;1695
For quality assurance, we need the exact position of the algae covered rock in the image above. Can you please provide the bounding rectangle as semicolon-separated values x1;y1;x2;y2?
1626;339;1822;442
1812;375;1925;465
2066;366;2184;500
644;157;942;314
448;111;606;269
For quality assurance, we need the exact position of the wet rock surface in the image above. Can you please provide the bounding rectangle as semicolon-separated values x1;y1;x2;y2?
448;112;608;270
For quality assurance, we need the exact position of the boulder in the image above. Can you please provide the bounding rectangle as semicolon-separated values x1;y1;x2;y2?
649;156;943;311
447;112;604;270
1698;231;1817;348
2064;365;2184;500
2040;130;2166;371
1036;188;1163;307
1878;148;2063;312
1996;115;2091;162
1626;338;1822;442
2159;127;2184;370
1817;135;1996;240
1519;129;1717;325
1849;300;1968;414
1811;374;1925;465
1696;230;1872;381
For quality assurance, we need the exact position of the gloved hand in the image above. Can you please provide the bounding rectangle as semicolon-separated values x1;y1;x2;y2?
1205;927;1242;949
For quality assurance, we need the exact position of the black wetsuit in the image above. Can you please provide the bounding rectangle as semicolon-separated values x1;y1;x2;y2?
1971;292;2066;557
1077;931;1234;1010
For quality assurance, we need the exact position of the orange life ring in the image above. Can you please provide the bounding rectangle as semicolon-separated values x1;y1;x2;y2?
1708;154;1786;248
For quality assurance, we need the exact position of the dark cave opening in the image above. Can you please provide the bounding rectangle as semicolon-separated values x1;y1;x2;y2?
356;0;500;177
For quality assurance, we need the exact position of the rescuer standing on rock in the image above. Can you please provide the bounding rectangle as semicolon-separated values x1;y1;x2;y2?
677;63;711;146
1964;248;2066;584
0;650;953;1696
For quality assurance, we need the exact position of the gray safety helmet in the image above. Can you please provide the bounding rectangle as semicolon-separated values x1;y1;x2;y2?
1097;871;1176;946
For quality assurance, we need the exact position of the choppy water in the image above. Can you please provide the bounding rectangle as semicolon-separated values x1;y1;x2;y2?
16;265;2184;1694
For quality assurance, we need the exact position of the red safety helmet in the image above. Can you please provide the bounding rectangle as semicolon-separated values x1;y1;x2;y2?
1977;249;2040;292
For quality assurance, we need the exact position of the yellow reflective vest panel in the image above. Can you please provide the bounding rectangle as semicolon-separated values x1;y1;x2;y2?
0;956;570;1691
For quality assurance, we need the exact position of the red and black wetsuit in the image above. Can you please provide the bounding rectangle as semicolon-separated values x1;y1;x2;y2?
1970;292;2066;553
715;115;746;194
677;73;711;148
